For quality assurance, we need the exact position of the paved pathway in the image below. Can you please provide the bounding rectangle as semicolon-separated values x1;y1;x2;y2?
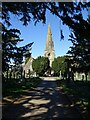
3;78;82;120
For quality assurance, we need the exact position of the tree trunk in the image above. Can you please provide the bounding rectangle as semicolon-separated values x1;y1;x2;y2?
24;70;25;79
85;73;88;82
21;69;22;79
10;71;12;79
72;72;74;82
6;70;8;80
29;69;30;78
14;72;15;79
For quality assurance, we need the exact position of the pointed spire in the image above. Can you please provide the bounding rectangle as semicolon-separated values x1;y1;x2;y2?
44;23;55;67
45;23;54;51
46;23;52;43
48;23;52;35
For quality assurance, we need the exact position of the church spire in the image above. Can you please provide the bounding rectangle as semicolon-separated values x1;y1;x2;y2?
44;23;55;67
48;23;52;36
46;23;54;50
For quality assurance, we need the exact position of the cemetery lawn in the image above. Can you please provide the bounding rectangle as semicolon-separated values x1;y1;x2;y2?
57;79;90;119
3;77;42;99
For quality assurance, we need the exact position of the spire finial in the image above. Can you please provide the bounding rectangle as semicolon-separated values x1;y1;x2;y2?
48;23;52;35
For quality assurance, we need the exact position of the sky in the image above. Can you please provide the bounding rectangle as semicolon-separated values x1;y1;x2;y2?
9;9;88;58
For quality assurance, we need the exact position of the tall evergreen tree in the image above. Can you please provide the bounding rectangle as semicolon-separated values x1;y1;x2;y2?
67;15;90;80
2;2;90;73
2;24;33;72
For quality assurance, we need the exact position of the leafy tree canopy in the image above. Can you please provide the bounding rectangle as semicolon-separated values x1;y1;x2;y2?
67;15;90;73
52;56;69;76
2;2;89;28
32;56;49;76
2;2;90;72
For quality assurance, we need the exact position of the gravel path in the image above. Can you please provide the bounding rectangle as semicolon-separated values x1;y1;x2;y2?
2;78;82;120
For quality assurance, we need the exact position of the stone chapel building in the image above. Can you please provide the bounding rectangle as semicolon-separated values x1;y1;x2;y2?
23;23;55;73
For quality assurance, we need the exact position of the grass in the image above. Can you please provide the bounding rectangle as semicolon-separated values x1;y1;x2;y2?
57;79;90;114
3;77;42;97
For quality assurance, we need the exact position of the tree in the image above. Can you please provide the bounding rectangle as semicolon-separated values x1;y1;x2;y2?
2;2;89;28
52;56;68;76
32;56;49;76
67;15;90;81
2;2;35;73
2;2;90;73
2;24;22;71
61;61;68;79
52;58;60;76
2;24;33;72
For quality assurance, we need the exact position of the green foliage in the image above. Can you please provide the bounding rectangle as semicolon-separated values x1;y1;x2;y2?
3;77;42;97
52;56;68;76
57;79;90;118
52;58;60;76
2;2;90;73
25;57;30;64
32;56;49;76
2;3;34;72
2;2;89;27
61;62;68;75
2;24;33;72
24;49;32;64
67;15;90;73
2;25;22;71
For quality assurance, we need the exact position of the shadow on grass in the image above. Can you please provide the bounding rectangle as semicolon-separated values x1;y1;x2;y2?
2;79;82;120
57;79;90;119
2;77;42;98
